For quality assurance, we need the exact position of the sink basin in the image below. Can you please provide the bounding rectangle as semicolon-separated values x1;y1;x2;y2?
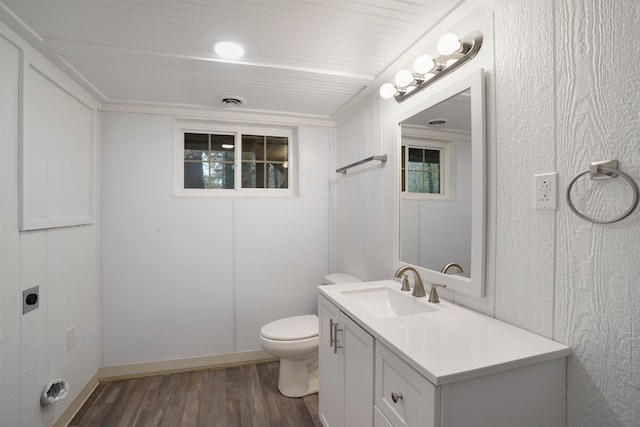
340;287;437;318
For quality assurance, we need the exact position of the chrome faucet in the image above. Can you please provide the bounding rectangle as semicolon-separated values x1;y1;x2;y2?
393;266;426;297
442;263;463;275
429;263;464;303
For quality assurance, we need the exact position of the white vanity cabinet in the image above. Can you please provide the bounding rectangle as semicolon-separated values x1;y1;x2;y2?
318;281;571;427
319;295;375;427
373;341;566;427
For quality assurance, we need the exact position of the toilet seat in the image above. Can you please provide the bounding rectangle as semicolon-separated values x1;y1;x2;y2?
261;314;318;341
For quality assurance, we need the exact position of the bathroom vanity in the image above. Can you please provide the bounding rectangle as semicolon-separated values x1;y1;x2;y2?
318;280;570;427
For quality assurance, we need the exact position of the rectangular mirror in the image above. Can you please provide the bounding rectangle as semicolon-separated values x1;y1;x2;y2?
396;69;485;298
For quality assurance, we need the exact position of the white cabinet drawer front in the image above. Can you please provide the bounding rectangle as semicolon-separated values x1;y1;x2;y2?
374;405;394;427
375;342;440;427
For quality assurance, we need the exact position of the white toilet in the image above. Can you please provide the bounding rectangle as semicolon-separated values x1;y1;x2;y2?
259;273;362;397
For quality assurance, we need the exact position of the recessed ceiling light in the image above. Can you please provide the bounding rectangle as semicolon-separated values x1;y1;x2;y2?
213;41;245;59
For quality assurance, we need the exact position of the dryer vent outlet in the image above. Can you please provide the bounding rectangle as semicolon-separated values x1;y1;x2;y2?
41;379;69;407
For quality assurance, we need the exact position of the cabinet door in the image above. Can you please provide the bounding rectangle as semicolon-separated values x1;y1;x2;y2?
319;296;344;427
375;342;440;427
319;296;374;427
341;312;374;427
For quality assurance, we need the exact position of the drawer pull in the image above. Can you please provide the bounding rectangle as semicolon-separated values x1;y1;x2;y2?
391;392;403;403
329;319;335;348
330;319;342;353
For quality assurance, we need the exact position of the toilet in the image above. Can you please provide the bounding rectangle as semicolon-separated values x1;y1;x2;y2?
259;273;362;397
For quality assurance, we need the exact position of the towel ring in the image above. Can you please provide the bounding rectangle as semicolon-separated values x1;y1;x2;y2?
566;162;640;224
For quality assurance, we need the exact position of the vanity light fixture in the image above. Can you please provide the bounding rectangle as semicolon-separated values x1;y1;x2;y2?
380;31;482;103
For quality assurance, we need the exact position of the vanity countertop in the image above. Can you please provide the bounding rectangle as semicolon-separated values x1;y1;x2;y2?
319;280;570;386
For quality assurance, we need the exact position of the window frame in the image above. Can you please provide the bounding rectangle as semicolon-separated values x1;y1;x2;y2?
173;121;297;198
400;135;456;201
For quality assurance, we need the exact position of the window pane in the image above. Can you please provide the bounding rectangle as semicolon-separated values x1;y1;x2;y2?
408;147;424;163
267;163;288;188
266;137;288;162
242;162;265;188
242;135;264;161
211;134;235;162
407;171;424;193
426;165;440;193
184;162;207;188
184;133;208;161
208;162;235;189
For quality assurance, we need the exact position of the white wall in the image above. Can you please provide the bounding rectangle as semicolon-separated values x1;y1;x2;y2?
334;1;640;426
101;112;332;366
0;23;101;427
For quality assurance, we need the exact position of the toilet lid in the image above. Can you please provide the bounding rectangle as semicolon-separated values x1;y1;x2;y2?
261;314;319;340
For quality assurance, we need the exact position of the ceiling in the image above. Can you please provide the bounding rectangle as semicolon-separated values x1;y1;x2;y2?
0;0;491;120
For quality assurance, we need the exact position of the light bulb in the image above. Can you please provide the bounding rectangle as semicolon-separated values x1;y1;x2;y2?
394;69;414;88
414;55;435;74
437;33;461;55
213;41;245;59
379;83;397;99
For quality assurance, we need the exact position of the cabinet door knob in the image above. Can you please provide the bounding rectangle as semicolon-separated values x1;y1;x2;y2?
391;392;403;403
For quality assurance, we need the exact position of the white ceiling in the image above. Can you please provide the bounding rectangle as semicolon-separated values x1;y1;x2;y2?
0;0;491;120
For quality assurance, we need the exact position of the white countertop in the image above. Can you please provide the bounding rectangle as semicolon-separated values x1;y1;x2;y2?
319;280;570;386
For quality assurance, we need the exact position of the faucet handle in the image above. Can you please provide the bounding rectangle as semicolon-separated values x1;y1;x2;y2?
428;283;447;303
400;274;411;292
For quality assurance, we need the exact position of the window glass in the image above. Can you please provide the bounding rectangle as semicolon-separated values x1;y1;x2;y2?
402;146;441;194
184;133;235;189
241;135;288;189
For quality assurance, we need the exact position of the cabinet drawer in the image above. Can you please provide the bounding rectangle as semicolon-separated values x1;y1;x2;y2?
374;406;393;427
375;342;439;427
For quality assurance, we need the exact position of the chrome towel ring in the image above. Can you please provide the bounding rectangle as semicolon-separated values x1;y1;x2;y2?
566;160;640;224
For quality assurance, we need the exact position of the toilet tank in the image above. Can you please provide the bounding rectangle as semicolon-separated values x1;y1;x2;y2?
323;273;362;285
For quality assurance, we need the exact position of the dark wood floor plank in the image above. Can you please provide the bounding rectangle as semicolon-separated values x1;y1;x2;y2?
196;368;227;427
69;361;319;427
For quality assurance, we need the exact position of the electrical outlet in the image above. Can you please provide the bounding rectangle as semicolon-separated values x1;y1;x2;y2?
534;172;558;210
66;326;75;352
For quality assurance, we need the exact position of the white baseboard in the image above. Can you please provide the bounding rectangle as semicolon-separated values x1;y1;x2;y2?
53;350;277;426
52;371;100;427
98;350;276;382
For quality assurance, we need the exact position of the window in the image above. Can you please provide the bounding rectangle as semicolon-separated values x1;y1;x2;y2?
400;137;455;200
174;122;295;197
402;147;441;194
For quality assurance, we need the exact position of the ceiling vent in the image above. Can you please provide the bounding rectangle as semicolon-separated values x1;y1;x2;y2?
220;96;246;107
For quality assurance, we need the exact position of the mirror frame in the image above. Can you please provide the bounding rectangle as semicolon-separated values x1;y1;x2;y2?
394;68;486;298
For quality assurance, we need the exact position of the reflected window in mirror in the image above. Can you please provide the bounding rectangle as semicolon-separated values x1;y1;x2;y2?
401;136;455;200
403;146;440;194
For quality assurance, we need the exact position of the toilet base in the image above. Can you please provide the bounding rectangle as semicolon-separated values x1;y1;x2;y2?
277;356;318;398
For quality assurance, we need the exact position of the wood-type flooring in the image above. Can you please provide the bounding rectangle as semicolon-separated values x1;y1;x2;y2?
69;361;321;427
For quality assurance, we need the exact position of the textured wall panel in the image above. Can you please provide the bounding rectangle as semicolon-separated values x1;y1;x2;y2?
493;0;556;338
553;1;640;426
